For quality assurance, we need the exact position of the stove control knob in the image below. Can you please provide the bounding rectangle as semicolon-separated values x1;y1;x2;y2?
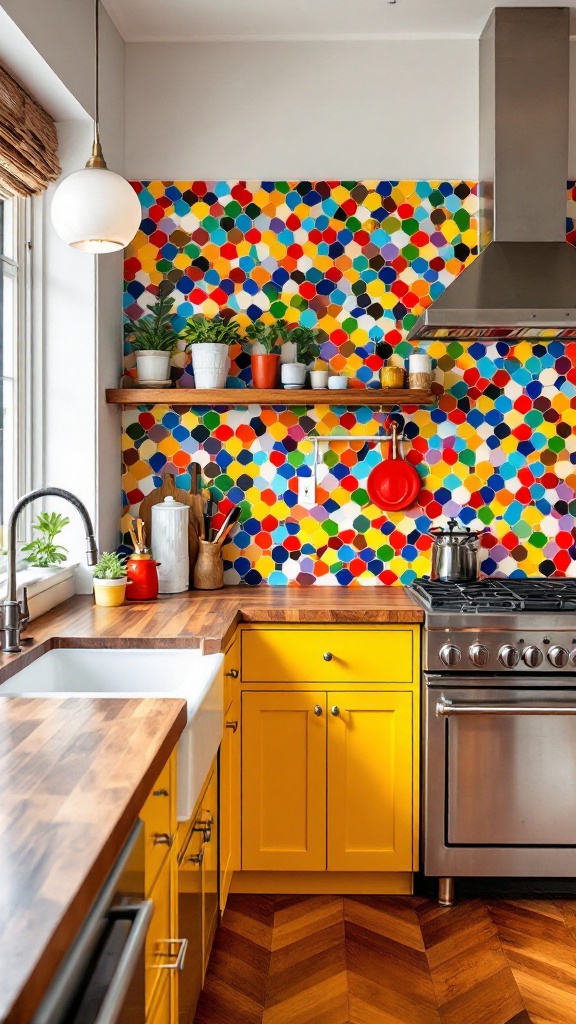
522;645;543;668
439;643;462;667
469;643;489;667
547;645;569;668
498;644;520;668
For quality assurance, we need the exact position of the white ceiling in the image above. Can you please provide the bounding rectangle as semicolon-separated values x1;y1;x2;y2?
102;0;576;42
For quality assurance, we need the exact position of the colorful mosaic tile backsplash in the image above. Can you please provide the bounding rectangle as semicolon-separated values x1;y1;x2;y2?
122;181;576;586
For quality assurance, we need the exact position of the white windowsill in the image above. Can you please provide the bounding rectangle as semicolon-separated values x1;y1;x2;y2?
0;564;80;620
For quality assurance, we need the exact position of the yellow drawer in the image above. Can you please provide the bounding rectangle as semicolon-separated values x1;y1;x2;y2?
146;858;171;1012
142;759;175;894
241;627;414;683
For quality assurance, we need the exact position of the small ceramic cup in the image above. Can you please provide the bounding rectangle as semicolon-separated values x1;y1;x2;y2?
310;370;329;389
328;375;349;389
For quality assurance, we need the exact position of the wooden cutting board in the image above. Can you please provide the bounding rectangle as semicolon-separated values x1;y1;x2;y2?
139;472;204;586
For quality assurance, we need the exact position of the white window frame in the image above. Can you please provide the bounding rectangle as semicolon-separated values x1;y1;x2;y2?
0;190;33;556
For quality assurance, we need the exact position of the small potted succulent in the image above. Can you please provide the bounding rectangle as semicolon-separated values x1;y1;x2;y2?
22;512;69;569
92;551;129;607
281;324;322;388
180;314;241;388
243;319;288;388
124;282;176;385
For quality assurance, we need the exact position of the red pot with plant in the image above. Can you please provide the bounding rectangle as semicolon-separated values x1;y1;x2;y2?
244;319;288;388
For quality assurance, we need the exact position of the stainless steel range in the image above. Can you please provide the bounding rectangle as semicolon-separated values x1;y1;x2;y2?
409;578;576;906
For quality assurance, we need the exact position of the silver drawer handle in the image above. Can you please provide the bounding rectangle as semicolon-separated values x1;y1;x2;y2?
153;832;173;846
436;697;576;717
188;849;204;865
226;668;239;678
157;937;188;971
226;720;238;732
153;788;169;797
323;652;333;662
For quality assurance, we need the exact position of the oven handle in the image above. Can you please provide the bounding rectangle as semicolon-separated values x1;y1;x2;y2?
436;696;576;717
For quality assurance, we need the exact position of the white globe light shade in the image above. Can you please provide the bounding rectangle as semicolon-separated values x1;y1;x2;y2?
51;166;142;253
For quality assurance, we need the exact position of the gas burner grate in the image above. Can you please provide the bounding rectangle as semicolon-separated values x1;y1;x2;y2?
410;578;576;613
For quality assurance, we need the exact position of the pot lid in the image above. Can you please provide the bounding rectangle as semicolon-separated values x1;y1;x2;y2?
154;496;187;510
429;517;480;538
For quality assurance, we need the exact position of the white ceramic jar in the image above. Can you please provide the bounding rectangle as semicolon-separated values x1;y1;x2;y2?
152;496;190;593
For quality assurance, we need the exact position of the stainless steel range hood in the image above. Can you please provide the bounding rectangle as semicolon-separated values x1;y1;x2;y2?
407;7;576;343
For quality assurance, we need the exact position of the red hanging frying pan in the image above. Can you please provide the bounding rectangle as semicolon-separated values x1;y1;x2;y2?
367;421;421;512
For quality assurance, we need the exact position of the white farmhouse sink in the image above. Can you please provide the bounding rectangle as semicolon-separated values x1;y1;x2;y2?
0;648;223;821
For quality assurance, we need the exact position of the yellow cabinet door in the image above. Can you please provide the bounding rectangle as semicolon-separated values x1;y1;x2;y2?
327;691;413;872
201;767;219;978
242;691;327;871
220;694;239;912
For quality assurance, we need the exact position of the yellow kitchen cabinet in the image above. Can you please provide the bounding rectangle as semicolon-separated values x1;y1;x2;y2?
177;757;219;1022
242;691;327;871
201;767;219;974
236;625;419;891
140;753;181;1020
220;693;239;911
147;972;171;1024
327;691;413;871
141;756;177;895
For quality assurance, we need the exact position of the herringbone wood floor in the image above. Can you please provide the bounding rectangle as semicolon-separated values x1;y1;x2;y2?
193;895;576;1024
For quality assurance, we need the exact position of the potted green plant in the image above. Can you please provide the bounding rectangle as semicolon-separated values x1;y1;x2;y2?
92;551;129;607
243;319;288;388
22;512;69;568
124;283;176;385
180;314;241;388
281;324;322;388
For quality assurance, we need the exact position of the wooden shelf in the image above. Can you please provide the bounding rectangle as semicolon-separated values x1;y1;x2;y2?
105;387;437;408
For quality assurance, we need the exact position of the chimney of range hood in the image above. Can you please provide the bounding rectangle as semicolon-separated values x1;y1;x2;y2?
407;7;576;343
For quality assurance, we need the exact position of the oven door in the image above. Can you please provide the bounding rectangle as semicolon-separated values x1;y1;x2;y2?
424;680;576;875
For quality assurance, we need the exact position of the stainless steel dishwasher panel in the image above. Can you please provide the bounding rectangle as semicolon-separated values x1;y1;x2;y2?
442;692;576;845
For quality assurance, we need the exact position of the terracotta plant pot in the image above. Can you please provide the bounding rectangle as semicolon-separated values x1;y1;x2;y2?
252;353;280;389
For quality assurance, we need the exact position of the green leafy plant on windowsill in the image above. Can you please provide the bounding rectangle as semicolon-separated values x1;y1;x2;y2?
92;551;127;580
22;512;70;568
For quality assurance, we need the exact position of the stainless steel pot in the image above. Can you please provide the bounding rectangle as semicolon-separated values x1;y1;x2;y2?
429;518;484;582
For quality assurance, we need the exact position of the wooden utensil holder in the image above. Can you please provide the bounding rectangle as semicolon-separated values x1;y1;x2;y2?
193;540;224;590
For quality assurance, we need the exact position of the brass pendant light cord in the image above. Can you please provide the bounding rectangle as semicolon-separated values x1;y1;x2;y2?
86;0;107;168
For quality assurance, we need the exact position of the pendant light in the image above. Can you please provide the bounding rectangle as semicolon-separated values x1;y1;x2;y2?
51;0;141;253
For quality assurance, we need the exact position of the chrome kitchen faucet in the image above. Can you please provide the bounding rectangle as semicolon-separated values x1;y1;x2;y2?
1;487;98;653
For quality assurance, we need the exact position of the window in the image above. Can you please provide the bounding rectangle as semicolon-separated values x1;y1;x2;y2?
0;191;29;558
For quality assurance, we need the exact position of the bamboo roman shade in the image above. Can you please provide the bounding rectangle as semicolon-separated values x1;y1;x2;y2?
0;63;60;196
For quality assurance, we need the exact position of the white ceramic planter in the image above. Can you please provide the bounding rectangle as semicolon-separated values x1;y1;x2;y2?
281;362;307;388
190;343;230;388
135;350;171;383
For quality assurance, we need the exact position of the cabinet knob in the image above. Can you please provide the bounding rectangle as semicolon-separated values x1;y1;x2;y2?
153;788;169;797
226;668;239;678
225;720;238;732
323;652;333;662
331;705;340;716
313;705;323;716
153;832;173;847
188;850;204;865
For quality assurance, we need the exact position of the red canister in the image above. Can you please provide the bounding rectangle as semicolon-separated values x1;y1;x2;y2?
126;553;160;601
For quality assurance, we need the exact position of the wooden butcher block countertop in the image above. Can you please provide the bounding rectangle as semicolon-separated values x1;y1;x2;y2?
0;586;423;682
0;696;186;1024
0;585;420;1021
